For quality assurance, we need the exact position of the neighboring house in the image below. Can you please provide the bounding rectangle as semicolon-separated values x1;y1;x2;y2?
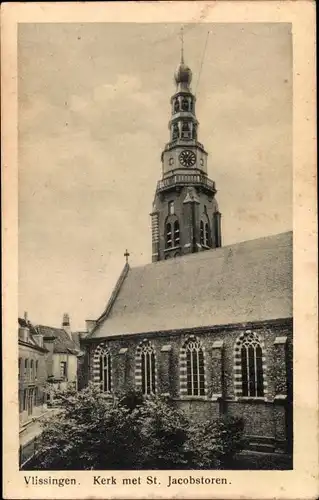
18;315;48;424
82;53;293;454
36;314;81;399
71;330;89;391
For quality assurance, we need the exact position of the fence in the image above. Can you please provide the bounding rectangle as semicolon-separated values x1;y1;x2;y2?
19;435;40;468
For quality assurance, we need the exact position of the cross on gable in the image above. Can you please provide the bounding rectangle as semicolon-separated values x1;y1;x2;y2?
124;249;130;263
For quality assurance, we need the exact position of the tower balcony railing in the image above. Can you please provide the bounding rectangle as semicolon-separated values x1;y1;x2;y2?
157;173;216;193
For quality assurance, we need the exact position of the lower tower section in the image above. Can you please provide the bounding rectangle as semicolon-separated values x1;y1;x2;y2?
151;182;221;263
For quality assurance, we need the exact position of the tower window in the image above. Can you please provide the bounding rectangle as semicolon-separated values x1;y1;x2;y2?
214;212;221;248
168;201;174;215
181;121;191;139
172;123;179;140
181;97;189;111
99;350;112;393
183;338;206;396
174;220;180;246
174;99;180;113
205;223;209;246
166;222;172;248
200;220;204;245
200;218;210;247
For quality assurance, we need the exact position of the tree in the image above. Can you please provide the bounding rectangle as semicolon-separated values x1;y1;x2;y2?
31;384;246;470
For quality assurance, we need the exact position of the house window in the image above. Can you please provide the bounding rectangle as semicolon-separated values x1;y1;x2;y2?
23;389;28;411
34;388;38;406
60;361;67;379
28;388;34;416
35;360;38;379
234;331;265;398
24;359;28;379
30;360;34;380
18;358;22;380
166;222;172;248
140;342;156;395
99;350;112;393
184;339;205;396
174;220;180;246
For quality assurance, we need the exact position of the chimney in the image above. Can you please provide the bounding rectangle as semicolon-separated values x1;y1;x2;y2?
85;319;97;334
24;311;28;322
62;313;71;336
19;327;29;342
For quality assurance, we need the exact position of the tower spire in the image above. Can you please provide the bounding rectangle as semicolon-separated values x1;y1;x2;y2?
180;26;184;64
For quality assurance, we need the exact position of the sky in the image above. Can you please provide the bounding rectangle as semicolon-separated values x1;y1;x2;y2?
18;22;292;331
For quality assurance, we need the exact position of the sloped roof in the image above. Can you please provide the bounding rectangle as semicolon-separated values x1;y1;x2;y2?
90;231;292;339
18;317;48;352
36;325;79;355
71;332;87;350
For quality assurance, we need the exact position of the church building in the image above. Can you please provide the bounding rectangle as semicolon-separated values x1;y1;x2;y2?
83;49;293;454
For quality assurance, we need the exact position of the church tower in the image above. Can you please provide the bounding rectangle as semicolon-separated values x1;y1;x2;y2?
151;41;222;262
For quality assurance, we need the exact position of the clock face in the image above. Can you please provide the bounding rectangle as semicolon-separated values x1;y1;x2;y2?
179;150;196;167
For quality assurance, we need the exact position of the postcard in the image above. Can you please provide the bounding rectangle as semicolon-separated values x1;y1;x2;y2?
1;1;318;499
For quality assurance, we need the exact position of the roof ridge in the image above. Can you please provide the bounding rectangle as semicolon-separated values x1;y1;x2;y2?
90;262;130;336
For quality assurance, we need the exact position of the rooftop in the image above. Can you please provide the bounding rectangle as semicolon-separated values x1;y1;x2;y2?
89;231;293;339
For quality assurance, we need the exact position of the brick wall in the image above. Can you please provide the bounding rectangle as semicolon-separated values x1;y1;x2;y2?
84;318;293;451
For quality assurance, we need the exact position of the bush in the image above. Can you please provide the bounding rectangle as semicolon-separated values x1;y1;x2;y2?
187;415;246;469
134;396;190;469
31;385;246;470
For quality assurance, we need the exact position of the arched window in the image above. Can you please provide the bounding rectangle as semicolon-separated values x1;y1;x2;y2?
136;341;156;395
234;331;266;398
200;220;204;245
180;338;206;396
166;222;172;248
205;223;209;246
213;212;222;248
200;216;211;247
181;121;191;139
174;220;180;246
99;349;112;393
172;123;179;140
